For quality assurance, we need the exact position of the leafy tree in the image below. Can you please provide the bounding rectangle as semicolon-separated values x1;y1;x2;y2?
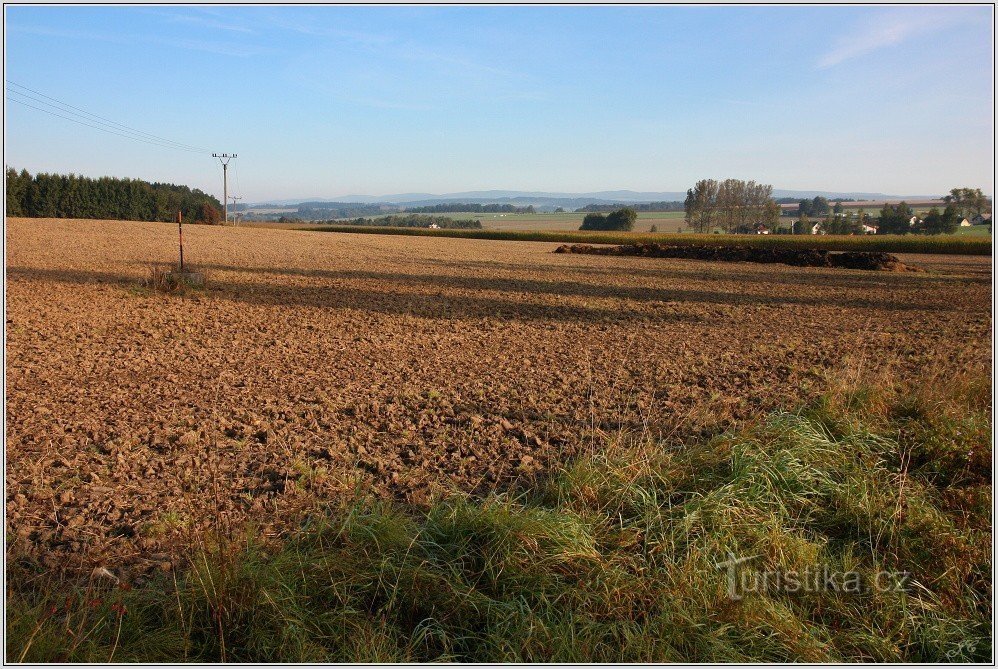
196;203;222;225
579;207;637;231
811;196;830;216
605;207;637;231
794;213;810;235
685;178;778;233
921;206;959;235
684;179;719;233
943;187;991;219
877;202;914;235
580;212;607;230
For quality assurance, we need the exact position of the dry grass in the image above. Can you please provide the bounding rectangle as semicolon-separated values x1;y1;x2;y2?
140;264;209;294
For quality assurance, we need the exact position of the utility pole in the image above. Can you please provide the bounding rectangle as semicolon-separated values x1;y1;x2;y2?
229;195;243;226
212;153;237;224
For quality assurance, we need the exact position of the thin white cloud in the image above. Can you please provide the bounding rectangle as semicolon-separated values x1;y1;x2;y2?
11;24;265;57
817;9;971;69
163;13;255;34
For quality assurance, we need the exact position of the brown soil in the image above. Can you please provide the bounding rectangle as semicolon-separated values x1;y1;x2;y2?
5;218;991;577
554;243;919;271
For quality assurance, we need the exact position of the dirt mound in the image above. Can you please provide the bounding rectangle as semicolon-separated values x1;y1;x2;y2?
553;243;920;271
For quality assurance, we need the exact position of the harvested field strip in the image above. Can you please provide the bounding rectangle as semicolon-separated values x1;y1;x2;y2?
7;372;992;663
553;243;918;271
300;225;992;255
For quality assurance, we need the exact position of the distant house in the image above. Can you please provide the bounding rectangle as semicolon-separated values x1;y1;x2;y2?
971;213;992;225
959;218;972;227
908;215;922;228
755;224;770;235
811;222;824;235
861;223;879;235
428;223;440;229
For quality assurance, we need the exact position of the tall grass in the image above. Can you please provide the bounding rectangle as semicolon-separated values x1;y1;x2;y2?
7;371;991;662
299;226;992;255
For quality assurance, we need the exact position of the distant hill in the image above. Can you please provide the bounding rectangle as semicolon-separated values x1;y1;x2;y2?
250;189;941;209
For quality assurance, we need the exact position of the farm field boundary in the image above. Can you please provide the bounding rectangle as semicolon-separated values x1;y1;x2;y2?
300;225;992;255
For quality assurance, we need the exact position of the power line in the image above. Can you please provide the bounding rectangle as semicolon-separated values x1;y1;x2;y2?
5;81;208;154
7;95;206;154
6;90;203;154
6;80;208;152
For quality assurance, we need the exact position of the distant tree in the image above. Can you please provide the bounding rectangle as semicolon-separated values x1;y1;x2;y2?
580;212;607;230
606;207;637;231
5;167;28;217
197;203;223;225
554;207;565;213
684;179;719;233
921;205;959;235
686;178;778;234
942;187;990;218
794;213;810;235
811;196;830;216
579;207;636;231
649;224;658;233
833;201;844;215
877;201;914;235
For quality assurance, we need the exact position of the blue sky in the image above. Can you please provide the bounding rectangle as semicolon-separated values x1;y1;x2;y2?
4;5;994;201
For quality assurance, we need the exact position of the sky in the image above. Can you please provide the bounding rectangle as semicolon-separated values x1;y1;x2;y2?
4;5;994;202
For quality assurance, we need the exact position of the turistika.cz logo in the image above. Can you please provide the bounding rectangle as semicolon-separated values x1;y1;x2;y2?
714;552;912;601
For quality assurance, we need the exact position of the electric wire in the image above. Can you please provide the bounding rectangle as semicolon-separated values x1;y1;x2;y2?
6;80;208;152
5;82;209;154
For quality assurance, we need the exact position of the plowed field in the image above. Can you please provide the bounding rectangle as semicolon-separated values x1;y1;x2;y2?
6;218;991;574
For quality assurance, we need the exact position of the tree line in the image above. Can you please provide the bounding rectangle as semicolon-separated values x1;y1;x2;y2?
5;167;223;224
406;203;535;214
328;214;483;229
576;201;684;213
296;203;393;220
684;179;780;233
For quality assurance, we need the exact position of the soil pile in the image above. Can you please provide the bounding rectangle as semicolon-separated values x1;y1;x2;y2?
553;243;919;271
